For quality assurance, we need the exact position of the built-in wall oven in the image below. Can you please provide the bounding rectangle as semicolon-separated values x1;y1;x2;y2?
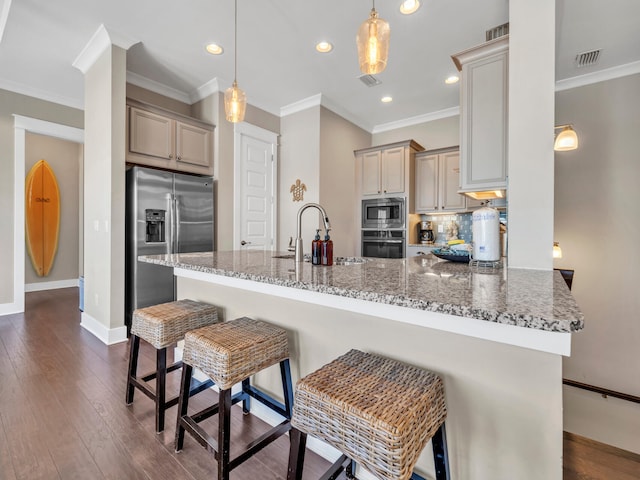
361;229;405;258
361;197;406;258
362;197;405;230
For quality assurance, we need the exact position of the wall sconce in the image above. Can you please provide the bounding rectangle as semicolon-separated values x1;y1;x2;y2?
553;242;563;259
554;125;578;151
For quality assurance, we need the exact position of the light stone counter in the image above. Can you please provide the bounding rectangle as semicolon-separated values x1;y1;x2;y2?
139;250;582;480
141;250;583;355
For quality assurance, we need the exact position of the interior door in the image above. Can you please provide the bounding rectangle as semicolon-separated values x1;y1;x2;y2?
234;123;278;251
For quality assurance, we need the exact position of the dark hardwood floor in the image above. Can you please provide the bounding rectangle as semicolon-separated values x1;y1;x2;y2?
1;288;639;479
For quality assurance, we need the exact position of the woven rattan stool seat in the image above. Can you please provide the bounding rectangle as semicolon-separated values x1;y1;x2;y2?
131;299;219;349
182;317;289;390
291;349;447;480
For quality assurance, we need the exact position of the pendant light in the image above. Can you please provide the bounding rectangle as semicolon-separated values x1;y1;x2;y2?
356;0;390;75
224;0;246;123
554;125;578;151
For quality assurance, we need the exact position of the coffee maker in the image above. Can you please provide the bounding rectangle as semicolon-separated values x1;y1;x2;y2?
418;221;435;244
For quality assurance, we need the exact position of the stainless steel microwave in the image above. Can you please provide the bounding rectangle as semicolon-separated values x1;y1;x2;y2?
362;197;405;229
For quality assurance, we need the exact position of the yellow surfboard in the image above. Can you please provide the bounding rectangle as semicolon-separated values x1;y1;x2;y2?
25;159;60;277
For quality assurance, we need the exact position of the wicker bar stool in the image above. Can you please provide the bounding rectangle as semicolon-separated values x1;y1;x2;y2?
175;316;294;480
126;299;219;433
287;349;450;480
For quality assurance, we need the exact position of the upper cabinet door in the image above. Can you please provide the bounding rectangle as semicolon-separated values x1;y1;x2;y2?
381;146;405;194
129;107;174;161
454;36;509;193
176;121;212;168
440;151;466;211
361;150;382;195
415;154;438;212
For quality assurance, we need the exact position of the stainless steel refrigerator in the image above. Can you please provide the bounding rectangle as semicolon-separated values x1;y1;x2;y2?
125;166;214;329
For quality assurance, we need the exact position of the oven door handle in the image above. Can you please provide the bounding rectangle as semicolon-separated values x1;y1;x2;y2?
365;239;404;244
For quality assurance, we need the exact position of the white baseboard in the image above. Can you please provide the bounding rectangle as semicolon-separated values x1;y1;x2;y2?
563;384;640;455
80;311;128;345
0;301;22;316
25;278;79;292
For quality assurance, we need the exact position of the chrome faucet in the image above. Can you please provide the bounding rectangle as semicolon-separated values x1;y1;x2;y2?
295;203;331;262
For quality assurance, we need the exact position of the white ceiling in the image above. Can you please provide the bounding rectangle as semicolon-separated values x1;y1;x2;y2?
1;0;639;132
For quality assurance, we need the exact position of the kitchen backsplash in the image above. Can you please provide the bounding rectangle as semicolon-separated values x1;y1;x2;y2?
422;211;507;245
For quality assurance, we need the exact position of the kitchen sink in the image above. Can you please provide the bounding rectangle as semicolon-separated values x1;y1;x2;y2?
272;254;368;265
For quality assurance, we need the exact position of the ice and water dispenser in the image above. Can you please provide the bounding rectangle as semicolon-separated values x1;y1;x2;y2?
145;209;165;243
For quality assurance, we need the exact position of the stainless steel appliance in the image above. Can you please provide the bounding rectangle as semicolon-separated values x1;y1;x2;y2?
418;220;435;244
361;230;405;258
362;197;405;229
125;166;214;328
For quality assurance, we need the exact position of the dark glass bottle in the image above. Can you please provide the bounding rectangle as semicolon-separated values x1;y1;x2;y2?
311;229;322;265
321;231;333;266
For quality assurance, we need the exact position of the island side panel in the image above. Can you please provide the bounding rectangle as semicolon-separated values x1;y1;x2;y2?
178;276;563;480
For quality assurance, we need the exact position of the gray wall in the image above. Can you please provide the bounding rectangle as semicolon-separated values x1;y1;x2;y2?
0;89;83;305
555;73;640;453
25;133;82;285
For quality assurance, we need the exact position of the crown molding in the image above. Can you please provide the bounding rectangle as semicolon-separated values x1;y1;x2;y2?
372;106;460;134
280;94;322;117
190;77;222;103
73;24;139;74
555;60;640;92
126;71;192;104
0;77;84;110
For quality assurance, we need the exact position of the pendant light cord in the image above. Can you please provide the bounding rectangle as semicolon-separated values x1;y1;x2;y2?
234;0;238;82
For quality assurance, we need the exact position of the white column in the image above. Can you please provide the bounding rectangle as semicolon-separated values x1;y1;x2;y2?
507;0;556;269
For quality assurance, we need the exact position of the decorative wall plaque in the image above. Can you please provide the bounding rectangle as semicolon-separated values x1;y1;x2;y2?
290;179;306;202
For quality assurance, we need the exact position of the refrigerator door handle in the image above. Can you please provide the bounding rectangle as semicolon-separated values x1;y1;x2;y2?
175;196;181;253
166;193;174;255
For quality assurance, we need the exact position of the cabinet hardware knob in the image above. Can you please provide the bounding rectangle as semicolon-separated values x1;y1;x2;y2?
177;156;181;160
168;154;173;159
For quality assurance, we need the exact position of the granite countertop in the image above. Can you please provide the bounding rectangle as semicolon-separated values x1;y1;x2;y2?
140;251;584;333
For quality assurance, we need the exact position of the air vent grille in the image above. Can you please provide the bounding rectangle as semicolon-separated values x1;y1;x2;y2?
575;49;601;68
486;22;509;41
358;74;381;87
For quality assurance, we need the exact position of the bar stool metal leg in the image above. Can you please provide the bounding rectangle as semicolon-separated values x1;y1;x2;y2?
125;335;140;405
287;428;307;480
431;423;451;480
217;388;232;480
155;347;167;433
175;364;193;452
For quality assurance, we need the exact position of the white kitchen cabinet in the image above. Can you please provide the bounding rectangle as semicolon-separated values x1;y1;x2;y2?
126;100;215;175
357;140;423;197
415;149;468;213
452;35;509;195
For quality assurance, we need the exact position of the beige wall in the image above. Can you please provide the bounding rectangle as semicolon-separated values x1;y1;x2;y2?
319;107;370;256
25;133;82;284
555;73;640;453
279;107;321;251
126;84;191;116
0;89;83;306
372;115;460;151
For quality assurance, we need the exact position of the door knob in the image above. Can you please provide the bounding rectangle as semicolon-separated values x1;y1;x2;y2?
240;240;252;246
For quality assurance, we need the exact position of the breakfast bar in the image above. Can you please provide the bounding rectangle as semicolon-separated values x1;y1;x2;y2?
140;250;584;480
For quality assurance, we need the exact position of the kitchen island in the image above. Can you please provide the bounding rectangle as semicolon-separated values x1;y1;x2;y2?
140;250;583;480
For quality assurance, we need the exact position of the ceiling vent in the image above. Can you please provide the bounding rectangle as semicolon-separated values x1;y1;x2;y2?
575;49;601;68
358;74;382;87
486;22;509;41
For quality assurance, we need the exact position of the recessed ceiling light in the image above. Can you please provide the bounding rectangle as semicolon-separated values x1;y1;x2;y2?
400;0;421;15
381;96;393;103
205;43;223;55
316;41;333;53
445;75;460;84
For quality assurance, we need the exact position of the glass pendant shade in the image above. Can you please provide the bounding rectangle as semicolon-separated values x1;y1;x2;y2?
553;242;563;259
554;126;578;151
224;80;246;123
357;7;390;75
